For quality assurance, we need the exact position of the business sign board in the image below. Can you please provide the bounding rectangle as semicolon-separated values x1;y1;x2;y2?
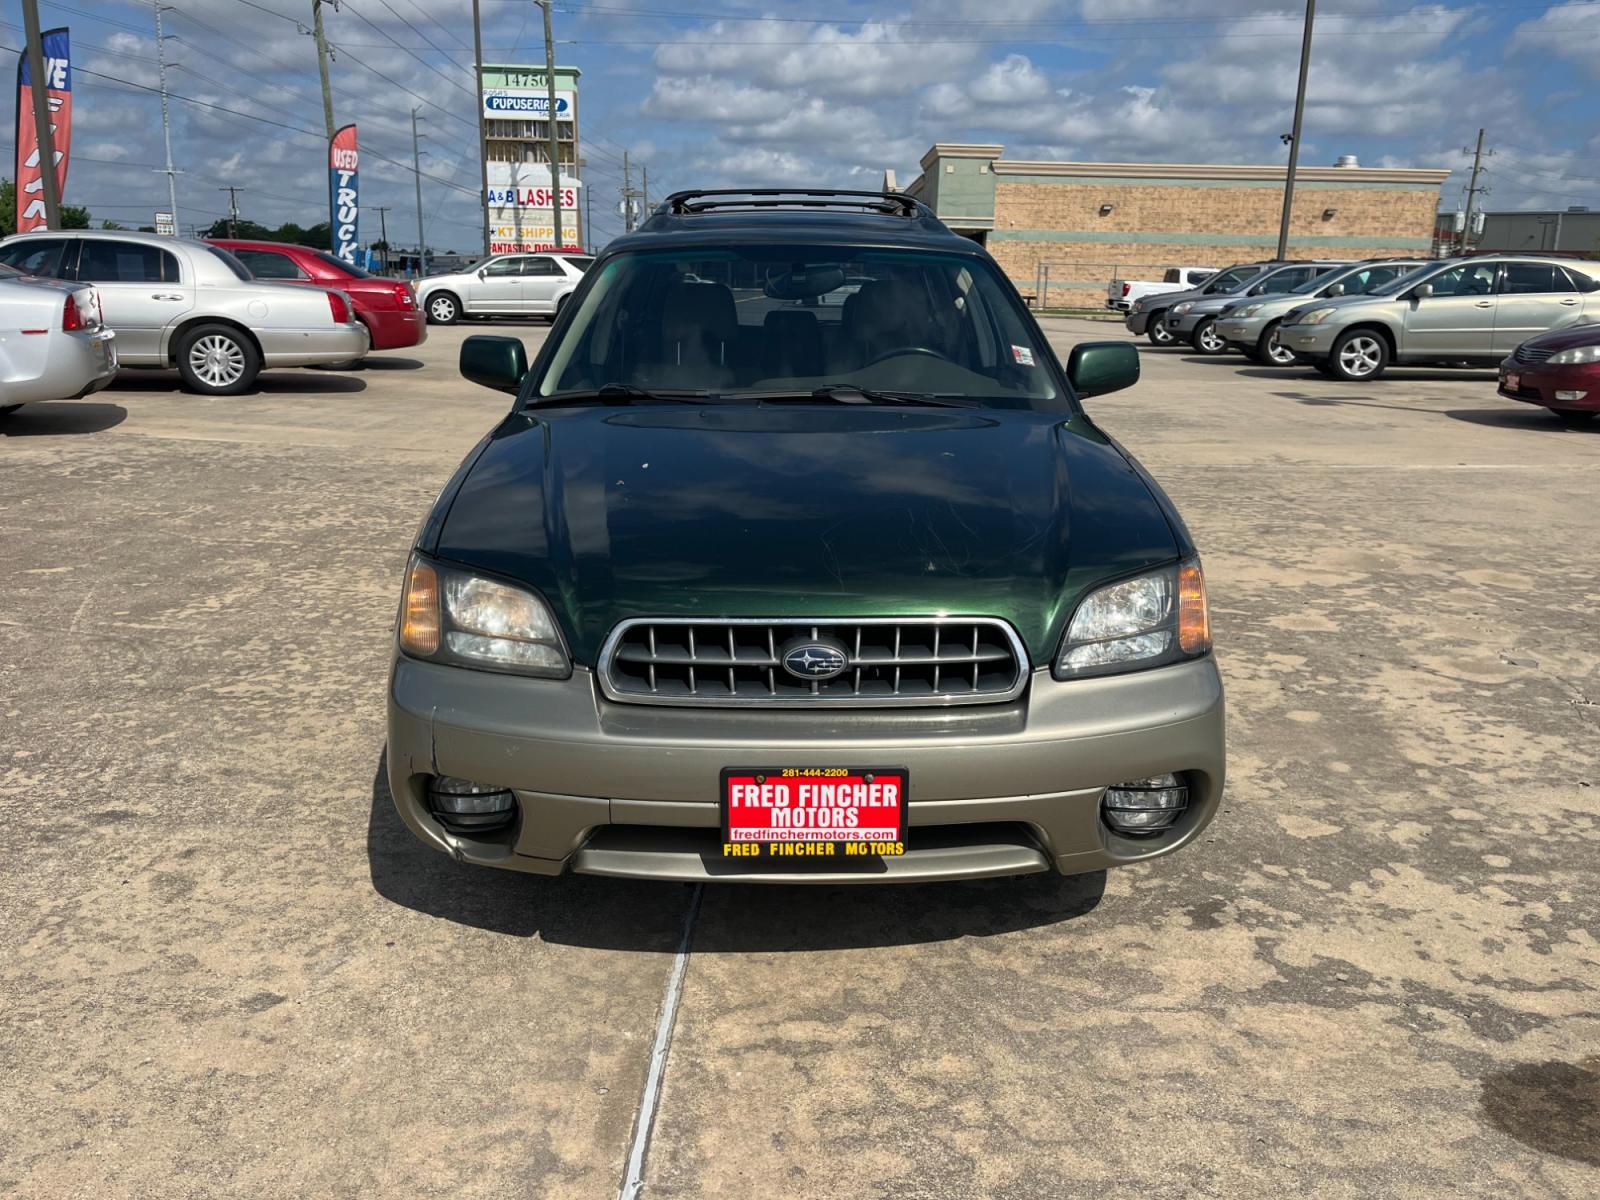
328;124;359;267
488;214;583;254
482;88;574;119
13;28;72;234
154;211;176;236
485;184;579;211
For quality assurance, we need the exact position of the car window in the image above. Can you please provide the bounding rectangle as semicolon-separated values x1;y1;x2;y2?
482;257;522;277
197;244;252;280
1261;267;1316;291
1424;263;1499;297
1560;266;1600;294
312;251;370;278
76;240;180;284
1348;264;1419;293
564;256;595;274
0;238;69;277
1202;267;1257;293
1499;263;1570;295
537;245;1061;410
522;257;561;276
233;249;308;280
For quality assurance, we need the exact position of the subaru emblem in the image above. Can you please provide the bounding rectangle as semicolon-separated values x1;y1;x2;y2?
782;642;849;681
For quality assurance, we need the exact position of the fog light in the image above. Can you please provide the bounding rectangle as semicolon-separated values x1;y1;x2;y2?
1554;390;1588;402
427;775;517;834
1103;773;1189;835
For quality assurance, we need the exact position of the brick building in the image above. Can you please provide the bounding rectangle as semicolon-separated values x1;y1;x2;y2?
897;144;1451;308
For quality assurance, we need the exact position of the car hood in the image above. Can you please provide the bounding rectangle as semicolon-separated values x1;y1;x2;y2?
430;406;1182;667
1282;292;1393;322
1520;320;1600;353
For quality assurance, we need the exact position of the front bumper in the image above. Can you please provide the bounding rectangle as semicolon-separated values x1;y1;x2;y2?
1124;310;1154;335
1281;322;1339;358
1498;357;1600;411
1166;310;1222;338
257;322;370;367
1216;316;1269;347
386;655;1226;884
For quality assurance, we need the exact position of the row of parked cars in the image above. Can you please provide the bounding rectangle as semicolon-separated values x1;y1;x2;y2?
1122;253;1600;426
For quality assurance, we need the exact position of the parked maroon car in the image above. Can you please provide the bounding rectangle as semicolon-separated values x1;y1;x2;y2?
208;240;426;353
1500;323;1600;427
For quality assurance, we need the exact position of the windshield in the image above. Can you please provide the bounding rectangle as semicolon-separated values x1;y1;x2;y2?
535;246;1062;410
1291;262;1421;295
314;251;371;278
1367;263;1444;296
1202;266;1259;293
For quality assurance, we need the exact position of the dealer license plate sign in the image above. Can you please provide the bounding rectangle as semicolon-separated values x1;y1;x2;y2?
1504;372;1520;391
721;768;907;861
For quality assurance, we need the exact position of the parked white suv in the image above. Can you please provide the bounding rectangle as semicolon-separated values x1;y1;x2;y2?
416;252;592;324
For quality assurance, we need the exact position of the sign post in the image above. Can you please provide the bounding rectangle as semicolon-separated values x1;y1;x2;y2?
154;211;176;237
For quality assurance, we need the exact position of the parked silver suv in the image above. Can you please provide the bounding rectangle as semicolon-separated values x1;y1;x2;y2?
1166;260;1348;355
416;252;592;324
1216;258;1428;365
1123;262;1270;346
1278;255;1600;381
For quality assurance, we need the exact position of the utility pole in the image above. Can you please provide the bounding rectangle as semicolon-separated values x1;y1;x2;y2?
20;0;63;229
1460;128;1490;255
535;0;563;252
374;205;391;270
621;150;633;233
311;0;337;141
217;186;242;237
1274;0;1315;261
411;108;428;277
641;165;648;217
584;174;593;250
153;2;181;229
470;0;490;258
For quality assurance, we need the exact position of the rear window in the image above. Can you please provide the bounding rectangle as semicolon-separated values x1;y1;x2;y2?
198;244;252;280
233;249;307;280
313;251;371;278
564;256;595;274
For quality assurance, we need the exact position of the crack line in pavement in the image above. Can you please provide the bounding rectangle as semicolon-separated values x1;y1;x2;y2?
618;882;703;1200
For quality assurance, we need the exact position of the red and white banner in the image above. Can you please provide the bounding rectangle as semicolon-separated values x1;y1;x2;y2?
14;28;71;233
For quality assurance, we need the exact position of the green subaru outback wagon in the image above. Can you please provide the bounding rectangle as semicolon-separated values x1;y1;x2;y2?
387;189;1224;884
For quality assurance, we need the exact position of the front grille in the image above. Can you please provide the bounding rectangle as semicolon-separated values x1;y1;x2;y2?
598;617;1029;707
1514;344;1554;364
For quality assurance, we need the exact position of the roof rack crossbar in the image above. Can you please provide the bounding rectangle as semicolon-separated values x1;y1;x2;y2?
661;189;925;217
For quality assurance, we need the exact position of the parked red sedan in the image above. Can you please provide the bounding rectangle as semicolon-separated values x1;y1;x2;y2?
208;240;426;353
1499;323;1600;428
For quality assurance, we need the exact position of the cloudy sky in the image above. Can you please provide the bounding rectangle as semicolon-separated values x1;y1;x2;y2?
10;0;1600;252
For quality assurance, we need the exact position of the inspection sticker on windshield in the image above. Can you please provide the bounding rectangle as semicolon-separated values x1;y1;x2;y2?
1011;345;1036;366
721;768;907;858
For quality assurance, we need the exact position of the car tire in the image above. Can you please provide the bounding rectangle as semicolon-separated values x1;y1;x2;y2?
426;292;461;325
175;324;260;396
1552;408;1597;428
1251;322;1298;366
1146;315;1175;347
1191;318;1227;356
1328;329;1389;381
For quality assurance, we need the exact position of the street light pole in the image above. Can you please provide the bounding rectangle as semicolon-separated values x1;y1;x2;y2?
471;0;491;258
535;0;562;252
153;1;181;229
1275;0;1315;262
412;107;428;277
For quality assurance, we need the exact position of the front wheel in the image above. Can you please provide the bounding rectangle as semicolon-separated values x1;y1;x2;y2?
426;292;460;325
1146;315;1175;347
176;324;260;395
1253;322;1298;366
1328;329;1389;381
1553;408;1597;428
1192;318;1228;356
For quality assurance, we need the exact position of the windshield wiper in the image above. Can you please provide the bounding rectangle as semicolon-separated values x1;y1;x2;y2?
726;385;978;409
535;383;714;406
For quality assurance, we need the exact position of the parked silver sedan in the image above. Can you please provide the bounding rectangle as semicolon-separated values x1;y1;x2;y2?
0;231;368;395
0;265;117;415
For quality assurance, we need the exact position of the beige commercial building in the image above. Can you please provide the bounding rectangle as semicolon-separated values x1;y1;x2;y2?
897;144;1452;308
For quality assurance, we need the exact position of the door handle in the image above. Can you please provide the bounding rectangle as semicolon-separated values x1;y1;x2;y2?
1560;298;1578;306
1474;300;1493;308
151;293;185;301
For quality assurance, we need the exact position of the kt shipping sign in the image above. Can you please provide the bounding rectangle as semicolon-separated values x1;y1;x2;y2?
328;124;359;267
13;28;72;233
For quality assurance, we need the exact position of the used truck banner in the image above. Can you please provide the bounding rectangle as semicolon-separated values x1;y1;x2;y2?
13;28;72;234
328;124;359;267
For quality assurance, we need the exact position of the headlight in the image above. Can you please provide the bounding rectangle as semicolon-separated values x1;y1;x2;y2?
1548;345;1600;365
1055;560;1211;678
398;554;570;677
1300;307;1337;325
1235;304;1264;318
1172;302;1194;316
1131;301;1144;313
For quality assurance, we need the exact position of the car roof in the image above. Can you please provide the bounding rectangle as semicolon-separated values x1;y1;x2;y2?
609;189;980;256
3;228;194;249
209;239;318;253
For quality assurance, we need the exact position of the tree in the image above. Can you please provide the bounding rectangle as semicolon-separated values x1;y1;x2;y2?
0;178;91;234
101;220;127;230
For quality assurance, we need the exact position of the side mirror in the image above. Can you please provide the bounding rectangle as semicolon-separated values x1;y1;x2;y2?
460;335;528;394
1410;282;1433;300
1066;341;1140;399
1325;283;1346;297
477;269;488;280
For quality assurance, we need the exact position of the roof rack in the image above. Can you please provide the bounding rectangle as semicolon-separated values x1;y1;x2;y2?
660;189;929;218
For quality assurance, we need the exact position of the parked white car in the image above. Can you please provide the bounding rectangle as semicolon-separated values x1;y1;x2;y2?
0;264;117;415
416;252;593;324
0;231;368;395
1106;266;1215;312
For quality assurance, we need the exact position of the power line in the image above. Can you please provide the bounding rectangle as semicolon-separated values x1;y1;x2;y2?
338;0;477;99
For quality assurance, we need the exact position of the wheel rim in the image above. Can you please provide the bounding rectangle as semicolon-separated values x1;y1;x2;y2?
1266;330;1296;364
188;334;246;387
430;296;455;321
1198;324;1223;352
1150;321;1173;344
1338;335;1383;377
